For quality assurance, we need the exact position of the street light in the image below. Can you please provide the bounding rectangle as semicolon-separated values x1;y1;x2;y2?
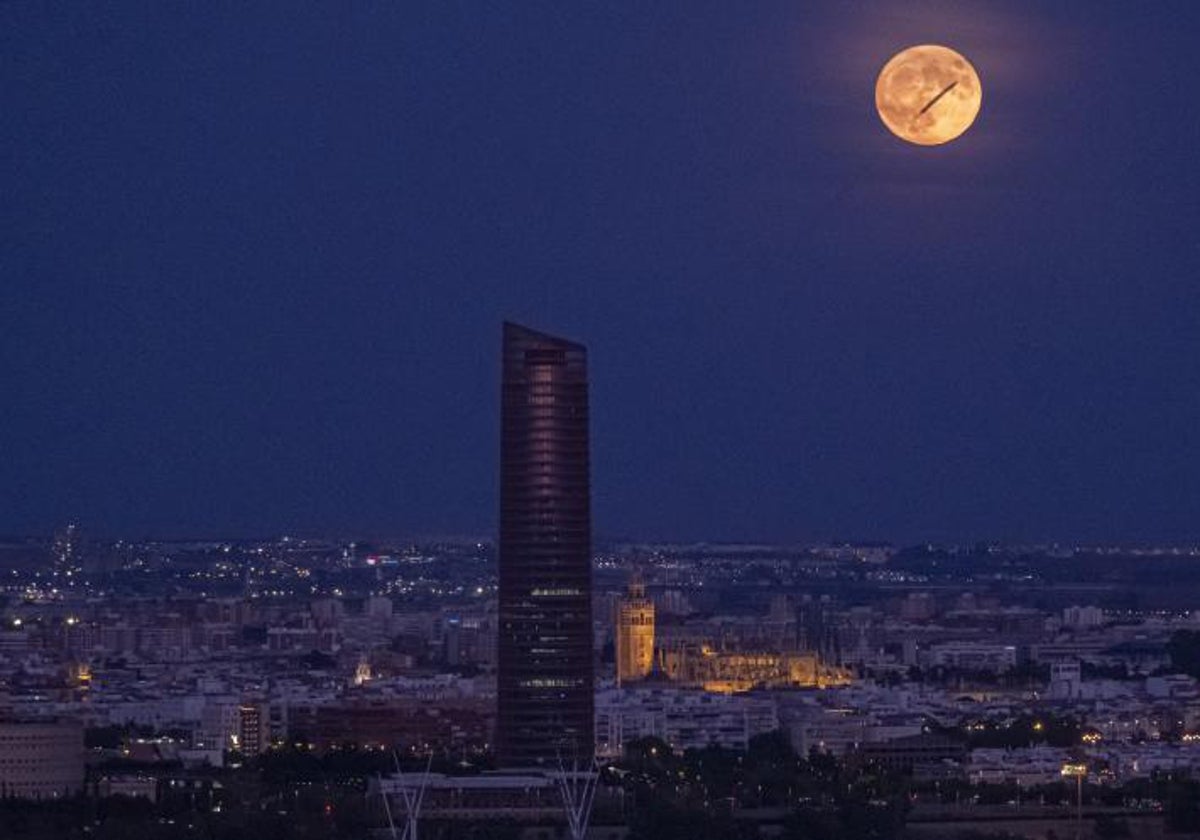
1060;763;1087;839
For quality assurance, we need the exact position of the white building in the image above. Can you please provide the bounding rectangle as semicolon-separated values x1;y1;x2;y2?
924;642;1018;673
595;687;777;756
1048;661;1082;700
1063;605;1106;630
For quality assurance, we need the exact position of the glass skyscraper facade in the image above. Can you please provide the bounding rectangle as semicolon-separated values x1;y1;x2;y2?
496;322;594;767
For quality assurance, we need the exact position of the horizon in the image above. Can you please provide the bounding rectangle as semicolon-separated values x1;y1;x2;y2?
6;527;1200;554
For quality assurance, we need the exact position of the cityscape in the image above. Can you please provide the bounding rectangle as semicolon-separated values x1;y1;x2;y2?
2;325;1200;838
6;2;1200;840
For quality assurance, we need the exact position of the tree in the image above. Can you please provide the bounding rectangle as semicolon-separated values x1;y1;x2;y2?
1093;815;1132;838
1167;631;1200;679
1167;779;1200;832
624;736;674;767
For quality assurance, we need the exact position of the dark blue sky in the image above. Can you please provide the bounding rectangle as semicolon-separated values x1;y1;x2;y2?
3;2;1199;543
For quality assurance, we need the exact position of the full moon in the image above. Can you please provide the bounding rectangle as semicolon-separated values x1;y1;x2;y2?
875;45;982;146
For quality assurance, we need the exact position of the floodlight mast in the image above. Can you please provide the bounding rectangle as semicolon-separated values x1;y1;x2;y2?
557;752;601;840
377;752;433;840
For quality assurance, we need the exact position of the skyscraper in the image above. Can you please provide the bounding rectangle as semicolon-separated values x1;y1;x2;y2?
497;322;593;767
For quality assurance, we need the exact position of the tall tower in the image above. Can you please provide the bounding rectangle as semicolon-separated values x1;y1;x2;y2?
616;572;655;687
497;323;593;767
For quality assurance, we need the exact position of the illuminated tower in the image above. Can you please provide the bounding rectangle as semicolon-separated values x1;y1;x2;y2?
497;323;593;767
616;573;654;686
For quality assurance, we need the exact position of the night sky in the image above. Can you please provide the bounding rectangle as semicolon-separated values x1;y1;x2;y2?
3;2;1199;543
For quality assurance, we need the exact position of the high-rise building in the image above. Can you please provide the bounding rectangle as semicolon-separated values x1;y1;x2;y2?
616;573;654;686
497;322;594;767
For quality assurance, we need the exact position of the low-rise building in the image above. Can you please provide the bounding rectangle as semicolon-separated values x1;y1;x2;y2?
595;686;778;756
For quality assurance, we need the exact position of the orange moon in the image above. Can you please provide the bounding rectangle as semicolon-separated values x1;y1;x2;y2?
875;45;982;146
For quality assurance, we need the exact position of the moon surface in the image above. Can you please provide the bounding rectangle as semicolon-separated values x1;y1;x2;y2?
875;45;982;146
